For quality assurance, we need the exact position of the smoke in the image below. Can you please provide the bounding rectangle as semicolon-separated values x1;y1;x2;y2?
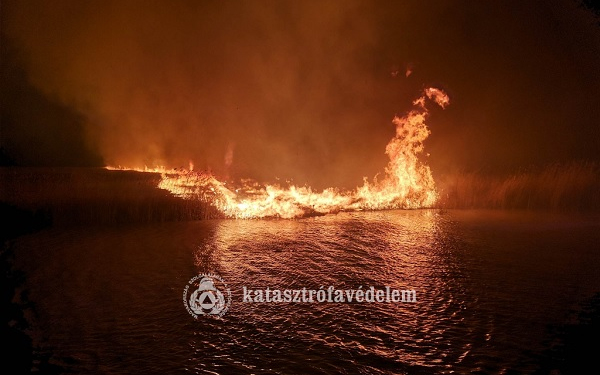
3;0;600;186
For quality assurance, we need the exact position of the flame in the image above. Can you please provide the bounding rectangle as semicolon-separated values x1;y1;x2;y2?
107;88;449;218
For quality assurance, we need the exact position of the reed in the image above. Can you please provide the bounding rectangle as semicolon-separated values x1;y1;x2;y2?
436;162;600;212
3;162;598;230
0;168;222;227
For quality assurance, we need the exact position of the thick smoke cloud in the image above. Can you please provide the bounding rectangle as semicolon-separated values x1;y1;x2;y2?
3;0;600;187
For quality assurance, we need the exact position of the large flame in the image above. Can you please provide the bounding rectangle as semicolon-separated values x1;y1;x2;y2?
107;88;449;218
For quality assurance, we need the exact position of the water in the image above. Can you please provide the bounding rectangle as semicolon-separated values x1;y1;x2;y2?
9;210;600;374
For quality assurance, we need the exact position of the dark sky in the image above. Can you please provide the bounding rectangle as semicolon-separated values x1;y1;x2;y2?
2;0;599;188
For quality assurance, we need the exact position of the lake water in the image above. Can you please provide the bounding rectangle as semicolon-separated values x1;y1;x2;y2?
9;210;600;374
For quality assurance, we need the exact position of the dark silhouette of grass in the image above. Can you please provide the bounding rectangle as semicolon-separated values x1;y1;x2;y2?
0;167;222;228
436;162;600;212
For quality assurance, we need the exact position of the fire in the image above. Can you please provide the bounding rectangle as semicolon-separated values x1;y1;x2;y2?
108;88;449;218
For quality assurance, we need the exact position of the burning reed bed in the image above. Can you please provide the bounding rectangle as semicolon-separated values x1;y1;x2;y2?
0;168;222;228
2;162;598;231
436;162;600;212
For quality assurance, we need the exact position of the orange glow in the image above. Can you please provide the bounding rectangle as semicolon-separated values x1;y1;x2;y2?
107;88;449;218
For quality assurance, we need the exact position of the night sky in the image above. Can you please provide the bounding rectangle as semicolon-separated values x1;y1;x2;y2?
2;0;599;188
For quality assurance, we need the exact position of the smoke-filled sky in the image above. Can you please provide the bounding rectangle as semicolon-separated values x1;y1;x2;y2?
2;0;599;188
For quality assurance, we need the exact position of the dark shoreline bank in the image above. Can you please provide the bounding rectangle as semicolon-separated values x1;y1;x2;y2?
1;204;48;374
1;168;222;227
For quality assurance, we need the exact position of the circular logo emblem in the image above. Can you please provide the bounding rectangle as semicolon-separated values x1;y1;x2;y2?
183;273;231;318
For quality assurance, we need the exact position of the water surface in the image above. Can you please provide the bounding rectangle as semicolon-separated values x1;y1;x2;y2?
11;210;600;374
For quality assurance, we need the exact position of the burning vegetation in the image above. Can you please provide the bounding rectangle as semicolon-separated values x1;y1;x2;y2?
109;88;449;219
